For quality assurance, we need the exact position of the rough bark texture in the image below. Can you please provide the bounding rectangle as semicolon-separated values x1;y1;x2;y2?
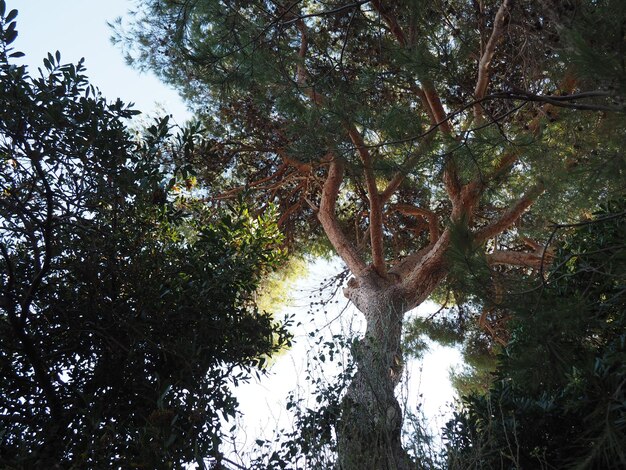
338;274;412;470
337;266;446;470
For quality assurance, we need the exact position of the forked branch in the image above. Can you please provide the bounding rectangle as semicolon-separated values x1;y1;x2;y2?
296;15;386;275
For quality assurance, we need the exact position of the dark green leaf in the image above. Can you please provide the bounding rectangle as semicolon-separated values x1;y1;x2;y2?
5;8;16;22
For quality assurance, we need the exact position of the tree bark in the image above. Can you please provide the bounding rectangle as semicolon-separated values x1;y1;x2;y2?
337;268;441;470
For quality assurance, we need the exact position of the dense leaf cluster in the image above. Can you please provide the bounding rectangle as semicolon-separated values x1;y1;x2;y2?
0;6;290;468
444;201;626;469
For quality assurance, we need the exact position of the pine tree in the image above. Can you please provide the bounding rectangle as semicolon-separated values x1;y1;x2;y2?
119;1;626;467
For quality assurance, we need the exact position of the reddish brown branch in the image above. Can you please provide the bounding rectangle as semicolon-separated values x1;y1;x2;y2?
522;237;542;251
443;164;462;205
400;229;451;307
296;19;324;105
347;125;386;275
278;199;304;227
473;0;512;120
370;0;408;46
474;182;545;243
295;15;386;274
318;155;367;276
488;234;555;270
422;83;453;135
487;250;545;269
277;149;312;173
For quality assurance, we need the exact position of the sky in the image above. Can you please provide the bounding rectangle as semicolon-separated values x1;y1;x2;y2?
10;0;464;464
13;0;190;123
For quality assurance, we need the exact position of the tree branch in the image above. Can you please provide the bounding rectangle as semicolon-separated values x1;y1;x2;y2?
486;151;519;182
422;82;453;135
380;129;435;205
419;81;463;205
277;149;313;173
400;229;451;308
318;155;367;276
370;0;408;46
296;16;386;274
347;125;386;275
295;19;324;106
487;249;545;269
392;204;440;243
473;0;512;120
474;182;545;243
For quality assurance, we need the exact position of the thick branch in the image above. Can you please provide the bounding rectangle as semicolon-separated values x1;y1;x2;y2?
318;156;367;276
443;164;462;204
400;229;451;308
347;125;386;275
422;82;453;135
296;17;386;274
295;20;324;105
487;250;545;269
370;3;454;136
418;81;465;207
473;0;512;120
474;182;545;243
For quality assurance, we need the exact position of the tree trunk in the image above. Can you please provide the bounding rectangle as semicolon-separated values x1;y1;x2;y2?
337;271;415;470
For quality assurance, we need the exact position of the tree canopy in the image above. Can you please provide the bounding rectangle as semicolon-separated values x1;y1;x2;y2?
118;0;626;468
121;0;625;267
0;5;290;468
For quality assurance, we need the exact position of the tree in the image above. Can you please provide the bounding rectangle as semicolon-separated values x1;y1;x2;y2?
444;200;626;469
0;6;290;468
120;0;626;467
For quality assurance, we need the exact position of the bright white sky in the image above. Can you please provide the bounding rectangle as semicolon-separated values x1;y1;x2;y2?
11;1;464;464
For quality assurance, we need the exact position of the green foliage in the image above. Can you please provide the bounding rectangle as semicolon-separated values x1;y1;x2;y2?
245;334;355;470
115;1;620;257
115;0;626;466
444;201;626;469
0;8;290;468
556;0;626;94
256;255;309;313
